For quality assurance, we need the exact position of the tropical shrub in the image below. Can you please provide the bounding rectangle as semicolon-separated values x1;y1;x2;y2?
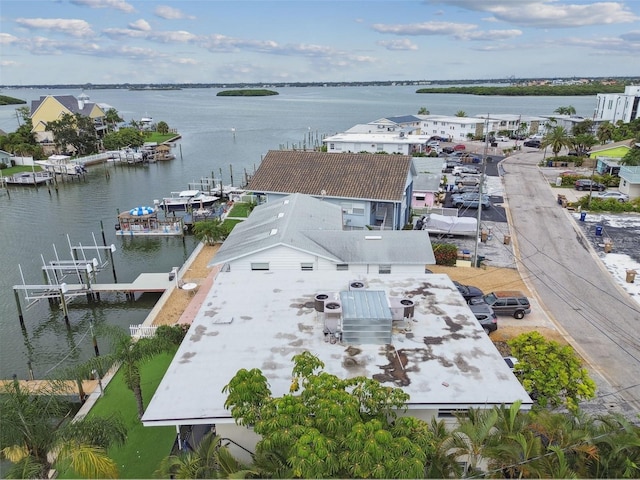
432;243;458;266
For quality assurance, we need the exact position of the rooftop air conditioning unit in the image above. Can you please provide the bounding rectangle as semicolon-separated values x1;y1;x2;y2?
314;293;329;312
349;280;366;291
400;298;415;319
324;300;342;315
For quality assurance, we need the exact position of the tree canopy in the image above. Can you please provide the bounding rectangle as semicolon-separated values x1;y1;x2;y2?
508;331;596;411
222;351;459;478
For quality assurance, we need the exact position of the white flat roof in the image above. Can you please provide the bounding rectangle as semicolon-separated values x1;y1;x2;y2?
142;272;532;427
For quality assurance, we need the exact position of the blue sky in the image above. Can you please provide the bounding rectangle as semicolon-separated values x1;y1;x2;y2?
1;0;639;85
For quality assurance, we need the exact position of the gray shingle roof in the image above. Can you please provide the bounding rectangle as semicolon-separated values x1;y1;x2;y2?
246;151;412;202
211;193;344;265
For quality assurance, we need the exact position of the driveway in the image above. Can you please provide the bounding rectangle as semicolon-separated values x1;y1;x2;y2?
501;149;640;414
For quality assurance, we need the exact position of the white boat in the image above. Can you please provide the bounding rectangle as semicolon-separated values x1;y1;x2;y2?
154;190;219;213
418;213;478;236
35;155;87;176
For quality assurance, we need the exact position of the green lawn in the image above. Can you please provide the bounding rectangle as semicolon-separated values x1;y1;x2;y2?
0;165;44;175
145;132;180;144
57;351;178;479
228;202;252;218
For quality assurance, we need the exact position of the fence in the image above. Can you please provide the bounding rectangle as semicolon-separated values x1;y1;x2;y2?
129;324;157;338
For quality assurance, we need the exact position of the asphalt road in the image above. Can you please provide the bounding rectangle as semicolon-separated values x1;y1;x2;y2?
501;148;640;414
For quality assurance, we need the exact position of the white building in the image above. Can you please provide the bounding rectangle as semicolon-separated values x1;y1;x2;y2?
142;269;532;462
594;85;640;124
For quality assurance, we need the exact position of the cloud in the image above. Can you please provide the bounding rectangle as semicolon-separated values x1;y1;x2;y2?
620;30;640;41
428;0;639;28
129;19;151;32
1;60;18;67
377;38;419;51
70;0;135;13
372;21;521;41
102;27;198;43
15;18;94;38
0;33;18;44
155;5;195;20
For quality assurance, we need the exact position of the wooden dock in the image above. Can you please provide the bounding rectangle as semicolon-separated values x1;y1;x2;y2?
0;379;98;396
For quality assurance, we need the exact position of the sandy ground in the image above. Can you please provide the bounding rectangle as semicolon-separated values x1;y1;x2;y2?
151;244;219;326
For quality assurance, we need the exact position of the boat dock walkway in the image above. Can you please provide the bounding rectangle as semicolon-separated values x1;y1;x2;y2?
0;379;98;396
61;272;174;297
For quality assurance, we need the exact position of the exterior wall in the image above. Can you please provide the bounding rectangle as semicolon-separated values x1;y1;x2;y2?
618;166;640;198
215;423;261;466
227;245;338;271
325;139;414;155
418;118;483;141
595;86;640;123
412;191;437;208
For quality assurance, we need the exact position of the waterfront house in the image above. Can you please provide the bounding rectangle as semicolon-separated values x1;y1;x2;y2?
0;149;11;166
210;193;435;273
246;151;414;230
30;93;112;154
142;267;533;463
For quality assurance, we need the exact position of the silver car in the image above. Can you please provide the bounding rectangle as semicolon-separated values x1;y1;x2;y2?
591;191;629;202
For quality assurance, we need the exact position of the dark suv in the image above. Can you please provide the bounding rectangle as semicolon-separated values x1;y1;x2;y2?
478;291;531;319
453;281;483;301
575;179;606;191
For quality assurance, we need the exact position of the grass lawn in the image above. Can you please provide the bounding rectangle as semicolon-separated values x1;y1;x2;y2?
57;351;177;479
145;132;180;144
228;202;252;218
0;165;44;175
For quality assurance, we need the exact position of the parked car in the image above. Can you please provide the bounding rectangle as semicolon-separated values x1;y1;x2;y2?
568;149;590;157
496;136;509;142
453;165;479;176
454;185;480;194
591;191;629;202
575;179;606;191
523;139;541;148
427;140;440;148
442;146;455;154
451;192;490;209
469;302;498;334
453;144;466;151
480;291;531;319
455;174;483;186
453;281;483;301
429;135;449;142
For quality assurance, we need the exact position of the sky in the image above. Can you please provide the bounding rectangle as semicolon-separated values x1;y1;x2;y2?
0;0;639;86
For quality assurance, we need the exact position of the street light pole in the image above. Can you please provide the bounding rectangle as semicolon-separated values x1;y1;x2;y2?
474;116;490;268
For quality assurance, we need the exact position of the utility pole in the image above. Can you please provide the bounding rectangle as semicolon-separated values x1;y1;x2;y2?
474;116;490;269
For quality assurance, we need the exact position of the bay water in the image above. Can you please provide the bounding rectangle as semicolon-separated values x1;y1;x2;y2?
0;86;597;379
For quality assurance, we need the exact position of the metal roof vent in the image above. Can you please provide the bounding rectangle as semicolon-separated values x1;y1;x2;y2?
349;280;366;291
314;293;329;312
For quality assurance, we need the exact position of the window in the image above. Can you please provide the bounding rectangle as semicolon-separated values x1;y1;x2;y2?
301;263;314;271
438;409;468;418
329;143;335;150
251;262;269;271
341;202;365;215
415;195;425;201
336;264;349;271
379;264;391;274
376;144;384;152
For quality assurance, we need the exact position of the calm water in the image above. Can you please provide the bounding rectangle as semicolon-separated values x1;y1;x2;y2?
0;86;598;379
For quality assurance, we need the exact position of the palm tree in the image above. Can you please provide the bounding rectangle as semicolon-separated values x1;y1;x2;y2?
0;380;126;479
155;432;255;479
418;107;430;115
541;125;571;157
103;108;123;133
597;121;615;144
455;110;466;117
445;407;499;475
554;106;576;115
73;326;177;418
193;218;229;246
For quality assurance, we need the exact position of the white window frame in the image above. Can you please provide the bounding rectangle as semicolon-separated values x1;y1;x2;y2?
251;262;270;271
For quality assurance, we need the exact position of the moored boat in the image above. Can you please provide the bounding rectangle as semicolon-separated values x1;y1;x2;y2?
154;190;219;213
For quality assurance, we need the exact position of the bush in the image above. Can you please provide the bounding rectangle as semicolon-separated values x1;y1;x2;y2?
432;242;458;266
0;162;7;169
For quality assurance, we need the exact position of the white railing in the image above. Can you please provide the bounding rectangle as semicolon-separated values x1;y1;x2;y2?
130;324;157;338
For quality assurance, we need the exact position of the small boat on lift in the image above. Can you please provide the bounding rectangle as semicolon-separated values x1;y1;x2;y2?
115;206;185;236
154;190;219;213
